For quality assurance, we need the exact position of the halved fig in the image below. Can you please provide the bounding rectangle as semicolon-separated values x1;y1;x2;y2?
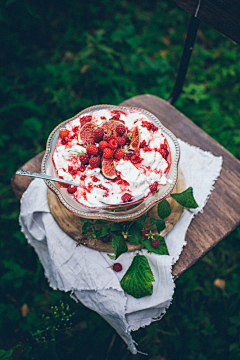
78;122;95;144
100;120;122;134
102;158;117;180
129;126;140;150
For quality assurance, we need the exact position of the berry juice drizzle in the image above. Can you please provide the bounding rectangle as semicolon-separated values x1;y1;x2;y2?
52;108;172;208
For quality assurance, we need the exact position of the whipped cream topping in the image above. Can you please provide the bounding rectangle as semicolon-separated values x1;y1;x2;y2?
52;108;171;208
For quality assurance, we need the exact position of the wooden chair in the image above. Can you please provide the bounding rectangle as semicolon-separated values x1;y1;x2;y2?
11;0;240;280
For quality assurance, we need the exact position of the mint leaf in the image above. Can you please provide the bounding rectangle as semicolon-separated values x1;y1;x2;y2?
171;187;198;209
157;200;171;219
142;235;169;255
112;233;128;259
149;218;166;233
107;254;116;260
128;223;142;243
136;212;148;229
111;223;122;232
120;254;154;298
94;227;110;238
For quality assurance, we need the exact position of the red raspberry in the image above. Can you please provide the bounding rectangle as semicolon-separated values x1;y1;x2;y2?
68;166;77;175
88;139;96;145
121;193;132;202
151;239;160;248
79;165;86;172
123;133;131;144
103;134;114;142
72;126;79;133
114;148;124;160
109;139;118;150
116;136;126;146
141;230;150;239
67;185;77;194
103;148;113;158
80;154;89;165
99;141;109;150
59;129;70;138
116;124;126;136
93;127;104;142
89;156;101;168
61;137;69;145
80;115;92;127
149;182;158;193
160;144;169;159
86;144;98;155
113;263;122;272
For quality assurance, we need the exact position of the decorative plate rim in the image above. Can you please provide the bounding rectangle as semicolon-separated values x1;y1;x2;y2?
41;104;180;221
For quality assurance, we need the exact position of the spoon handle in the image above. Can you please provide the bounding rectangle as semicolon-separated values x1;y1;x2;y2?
16;170;81;187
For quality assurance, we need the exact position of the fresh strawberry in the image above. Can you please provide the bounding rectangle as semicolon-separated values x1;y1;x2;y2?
109;139;118;150
113;263;122;272
103;148;113;158
80;154;89;165
116;136;126;146
67;185;77;194
93;127;104;142
121;193;132;202
151;239;160;248
116;124;126;136
59;128;70;138
114;148;124;160
149;182;158;193
89;156;101;168
86;144;99;156
99;141;109;150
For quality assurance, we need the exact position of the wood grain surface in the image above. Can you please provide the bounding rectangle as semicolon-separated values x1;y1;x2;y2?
46;168;185;252
173;0;240;45
11;95;240;279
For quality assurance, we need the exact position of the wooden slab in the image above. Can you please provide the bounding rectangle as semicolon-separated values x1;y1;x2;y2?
173;0;240;45
47;168;185;252
11;95;240;279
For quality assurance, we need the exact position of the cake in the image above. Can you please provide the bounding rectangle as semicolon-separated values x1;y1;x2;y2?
52;108;171;208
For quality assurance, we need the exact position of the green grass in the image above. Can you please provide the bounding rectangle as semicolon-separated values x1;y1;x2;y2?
0;0;240;359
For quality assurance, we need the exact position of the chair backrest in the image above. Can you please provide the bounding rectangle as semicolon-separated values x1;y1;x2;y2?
173;0;240;44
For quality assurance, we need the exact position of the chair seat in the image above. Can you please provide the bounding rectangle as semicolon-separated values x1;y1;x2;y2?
11;94;240;279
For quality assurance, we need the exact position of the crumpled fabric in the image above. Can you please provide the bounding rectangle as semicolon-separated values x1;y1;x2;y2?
19;139;222;354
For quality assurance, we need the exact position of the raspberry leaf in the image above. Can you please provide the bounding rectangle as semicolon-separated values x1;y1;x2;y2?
142;235;169;255
136;212;148;229
157;200;171;219
149;218;166;233
120;254;154;298
111;223;122;232
94;227;110;238
81;221;93;234
112;233;128;259
128;223;142;243
170;187;198;209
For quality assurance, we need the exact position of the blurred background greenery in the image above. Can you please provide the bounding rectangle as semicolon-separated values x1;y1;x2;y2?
0;0;240;359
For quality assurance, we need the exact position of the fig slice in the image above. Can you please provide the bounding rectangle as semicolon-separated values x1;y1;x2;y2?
100;120;123;134
102;158;117;180
129;126;140;150
78;122;95;144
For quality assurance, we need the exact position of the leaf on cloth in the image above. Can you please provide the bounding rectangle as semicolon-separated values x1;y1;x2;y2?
136;212;148;229
157;200;171;219
127;223;142;243
107;254;116;260
171;187;198;209
112;233;128;259
149;218;166;233
120;254;154;298
142;235;169;255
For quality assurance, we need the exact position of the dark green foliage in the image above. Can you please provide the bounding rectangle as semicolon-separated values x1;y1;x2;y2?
1;0;240;358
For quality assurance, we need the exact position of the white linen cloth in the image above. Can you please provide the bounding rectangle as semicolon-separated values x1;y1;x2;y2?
19;139;222;354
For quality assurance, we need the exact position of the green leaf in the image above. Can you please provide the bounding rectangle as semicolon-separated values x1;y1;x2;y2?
142;235;169;255
157;200;171;219
136;212;148;229
80;217;93;224
120;254;154;298
0;345;19;360
82;222;92;234
112;233;128;259
94;227;110;238
107;254;116;260
149;218;166;233
171;187;198;209
111;223;122;232
128;223;142;243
